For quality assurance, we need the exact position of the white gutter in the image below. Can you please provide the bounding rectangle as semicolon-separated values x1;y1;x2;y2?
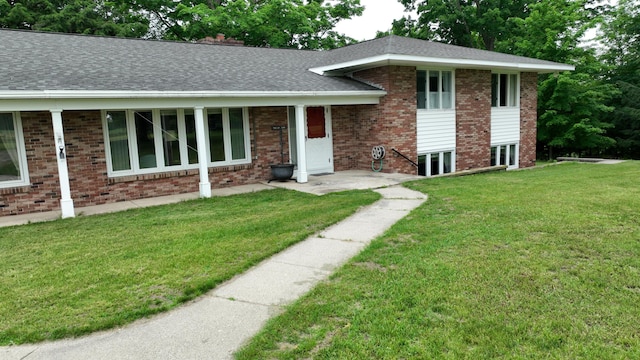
0;90;387;112
309;54;575;75
0;90;387;100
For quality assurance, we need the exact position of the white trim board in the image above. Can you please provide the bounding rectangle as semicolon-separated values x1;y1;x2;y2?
311;54;575;76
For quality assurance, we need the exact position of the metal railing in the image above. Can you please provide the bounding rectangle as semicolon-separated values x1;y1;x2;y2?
391;148;418;168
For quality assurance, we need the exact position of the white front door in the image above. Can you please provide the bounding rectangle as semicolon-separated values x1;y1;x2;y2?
305;106;333;174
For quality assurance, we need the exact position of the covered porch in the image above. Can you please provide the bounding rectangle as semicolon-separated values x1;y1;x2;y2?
1;91;384;219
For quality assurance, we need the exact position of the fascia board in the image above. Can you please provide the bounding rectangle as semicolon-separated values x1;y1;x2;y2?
310;54;575;75
0;90;386;112
0;90;386;100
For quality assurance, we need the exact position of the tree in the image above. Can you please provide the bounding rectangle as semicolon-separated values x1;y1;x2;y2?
504;0;617;158
601;0;640;159
537;71;617;158
130;0;364;49
0;0;149;37
392;0;532;50
1;0;363;50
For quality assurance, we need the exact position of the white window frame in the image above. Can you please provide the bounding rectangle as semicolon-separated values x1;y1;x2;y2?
0;112;30;188
492;73;520;108
418;150;456;177
491;143;519;169
417;69;455;110
102;108;251;177
205;108;251;165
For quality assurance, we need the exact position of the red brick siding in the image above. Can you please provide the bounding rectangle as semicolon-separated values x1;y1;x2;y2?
1;108;287;217
331;105;361;171
519;72;538;168
0;112;60;215
455;69;492;170
249;106;291;174
341;66;417;174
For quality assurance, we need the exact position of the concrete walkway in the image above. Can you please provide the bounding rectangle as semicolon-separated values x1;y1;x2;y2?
0;172;426;360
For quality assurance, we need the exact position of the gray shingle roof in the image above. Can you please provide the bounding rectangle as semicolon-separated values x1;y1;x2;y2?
0;30;571;93
319;35;569;68
0;30;376;92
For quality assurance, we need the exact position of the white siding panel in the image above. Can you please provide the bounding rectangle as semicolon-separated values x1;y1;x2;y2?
491;108;520;145
417;110;456;154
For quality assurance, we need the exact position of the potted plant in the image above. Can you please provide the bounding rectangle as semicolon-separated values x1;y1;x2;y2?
270;125;294;181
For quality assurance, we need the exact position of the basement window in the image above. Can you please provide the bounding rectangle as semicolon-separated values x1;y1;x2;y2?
491;143;518;168
418;151;455;176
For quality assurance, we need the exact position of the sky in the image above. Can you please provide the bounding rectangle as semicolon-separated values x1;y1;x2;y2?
333;0;412;41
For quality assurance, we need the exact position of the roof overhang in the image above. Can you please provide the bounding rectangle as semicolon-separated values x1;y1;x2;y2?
0;90;386;112
310;54;575;76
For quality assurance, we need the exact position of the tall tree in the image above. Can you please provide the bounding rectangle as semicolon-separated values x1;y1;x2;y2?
601;0;640;159
504;0;617;158
0;0;149;37
130;0;364;49
392;0;531;50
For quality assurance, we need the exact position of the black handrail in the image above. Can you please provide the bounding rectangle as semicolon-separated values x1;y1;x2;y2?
391;148;418;168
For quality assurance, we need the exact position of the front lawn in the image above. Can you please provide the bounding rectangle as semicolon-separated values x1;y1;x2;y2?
0;189;380;345
237;162;640;359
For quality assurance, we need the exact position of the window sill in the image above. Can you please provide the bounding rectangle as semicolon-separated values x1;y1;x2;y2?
0;184;31;195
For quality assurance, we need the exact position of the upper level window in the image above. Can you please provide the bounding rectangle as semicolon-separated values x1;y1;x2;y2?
104;108;250;176
0;112;29;188
417;70;453;110
492;73;519;107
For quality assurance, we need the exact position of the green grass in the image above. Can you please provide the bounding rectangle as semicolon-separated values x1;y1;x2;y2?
236;162;640;359
0;188;380;345
535;159;557;166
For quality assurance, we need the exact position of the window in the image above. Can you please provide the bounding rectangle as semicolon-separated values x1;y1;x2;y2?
491;73;519;107
418;151;455;176
161;110;180;166
417;70;453;110
491;143;518;168
104;108;250;176
0;112;29;188
306;107;326;139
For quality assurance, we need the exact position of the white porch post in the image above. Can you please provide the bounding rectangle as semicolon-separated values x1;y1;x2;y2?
194;106;212;198
294;105;308;183
50;109;75;218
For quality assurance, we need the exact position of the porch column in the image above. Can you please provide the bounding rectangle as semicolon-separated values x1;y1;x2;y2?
294;105;308;183
50;109;75;218
194;106;211;198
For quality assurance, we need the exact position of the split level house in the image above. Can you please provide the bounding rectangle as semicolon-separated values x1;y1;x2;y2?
0;30;573;218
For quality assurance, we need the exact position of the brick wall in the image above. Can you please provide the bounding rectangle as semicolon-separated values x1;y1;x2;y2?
455;69;492;170
249;106;290;175
519;72;538;168
331;105;361;171
1;108;286;217
0;112;60;215
334;66;417;174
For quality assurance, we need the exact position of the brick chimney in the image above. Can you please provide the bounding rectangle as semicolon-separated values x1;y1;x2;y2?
197;34;244;46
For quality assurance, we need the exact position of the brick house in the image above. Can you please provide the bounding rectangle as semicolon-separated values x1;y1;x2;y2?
0;30;573;218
